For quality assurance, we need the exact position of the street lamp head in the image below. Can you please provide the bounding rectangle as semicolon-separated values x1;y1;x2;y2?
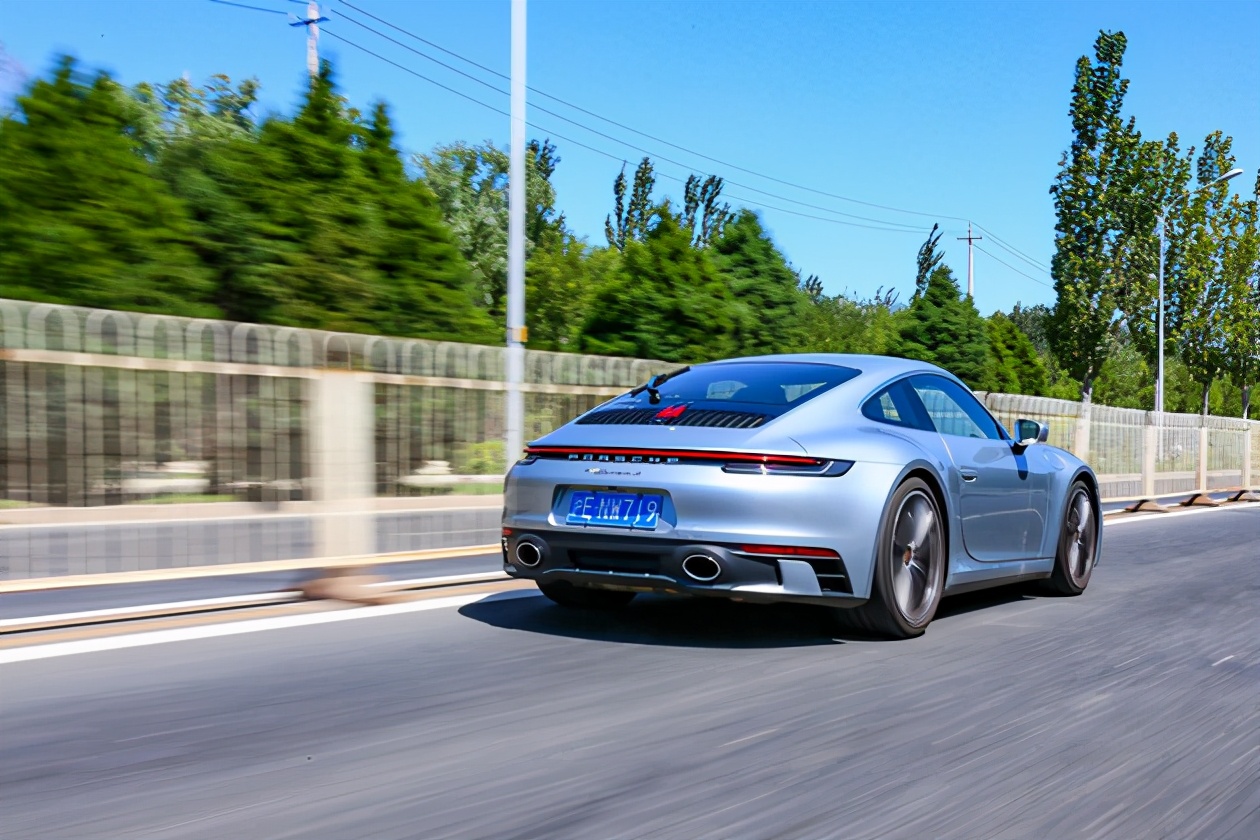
1220;168;1244;182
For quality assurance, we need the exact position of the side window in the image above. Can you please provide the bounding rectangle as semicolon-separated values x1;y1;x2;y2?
861;380;931;431
909;375;1004;440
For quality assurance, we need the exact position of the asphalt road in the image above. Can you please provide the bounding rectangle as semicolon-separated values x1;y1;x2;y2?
3;506;1258;839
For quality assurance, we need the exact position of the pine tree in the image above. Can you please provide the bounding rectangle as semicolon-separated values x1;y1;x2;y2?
0;57;215;316
893;265;990;389
581;208;736;362
710;210;810;355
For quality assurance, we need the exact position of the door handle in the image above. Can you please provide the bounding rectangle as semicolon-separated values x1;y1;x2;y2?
960;469;979;482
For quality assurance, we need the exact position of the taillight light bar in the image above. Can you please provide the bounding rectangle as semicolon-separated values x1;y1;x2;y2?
739;544;841;558
525;445;822;466
522;446;852;476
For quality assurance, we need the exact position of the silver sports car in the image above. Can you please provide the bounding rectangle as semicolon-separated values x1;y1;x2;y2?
502;354;1101;638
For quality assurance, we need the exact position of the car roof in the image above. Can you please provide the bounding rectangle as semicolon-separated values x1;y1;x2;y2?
700;353;949;378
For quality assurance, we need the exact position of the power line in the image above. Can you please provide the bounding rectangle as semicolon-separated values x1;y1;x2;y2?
209;0;288;14
971;223;1052;273
973;244;1054;289
323;31;922;235
212;2;1027;245
333;0;968;224
329;8;925;231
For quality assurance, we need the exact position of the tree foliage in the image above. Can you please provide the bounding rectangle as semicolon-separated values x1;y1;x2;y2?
604;157;657;251
581;209;736;362
681;174;732;247
892;265;991;389
0;57;215;316
914;224;944;298
1047;31;1154;399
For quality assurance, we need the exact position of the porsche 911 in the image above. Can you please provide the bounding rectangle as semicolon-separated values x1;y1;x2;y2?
501;354;1101;638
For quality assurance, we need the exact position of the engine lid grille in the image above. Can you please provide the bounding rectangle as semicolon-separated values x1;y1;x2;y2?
577;408;766;428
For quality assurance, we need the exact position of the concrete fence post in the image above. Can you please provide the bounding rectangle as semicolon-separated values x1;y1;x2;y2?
308;369;375;559
1244;428;1253;490
1142;422;1157;499
1196;421;1209;494
1073;399;1092;463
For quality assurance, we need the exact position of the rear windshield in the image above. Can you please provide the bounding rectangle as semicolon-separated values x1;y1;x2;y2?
615;362;860;411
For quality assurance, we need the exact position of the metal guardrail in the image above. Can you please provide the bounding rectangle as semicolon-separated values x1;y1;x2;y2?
1;298;1256;580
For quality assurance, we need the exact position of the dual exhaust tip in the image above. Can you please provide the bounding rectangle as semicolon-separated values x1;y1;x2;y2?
513;538;724;583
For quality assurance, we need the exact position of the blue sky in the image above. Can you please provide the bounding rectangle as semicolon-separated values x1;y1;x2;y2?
2;0;1257;317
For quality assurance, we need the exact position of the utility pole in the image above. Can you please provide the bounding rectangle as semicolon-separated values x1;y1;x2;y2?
290;1;329;77
505;0;527;471
957;223;982;298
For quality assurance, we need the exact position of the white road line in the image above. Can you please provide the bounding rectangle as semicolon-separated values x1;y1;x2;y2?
0;572;508;629
1212;655;1235;667
0;592;297;629
1104;503;1260;527
0;589;540;664
720;728;780;748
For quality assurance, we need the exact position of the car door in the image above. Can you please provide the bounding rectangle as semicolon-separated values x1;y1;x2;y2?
907;375;1046;561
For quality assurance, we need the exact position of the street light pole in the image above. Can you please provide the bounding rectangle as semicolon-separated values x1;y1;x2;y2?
505;0;526;473
1153;167;1243;450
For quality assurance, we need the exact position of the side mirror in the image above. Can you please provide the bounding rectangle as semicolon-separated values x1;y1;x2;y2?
1014;418;1049;447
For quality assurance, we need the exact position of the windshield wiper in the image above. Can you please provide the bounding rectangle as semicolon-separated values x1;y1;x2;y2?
629;366;691;405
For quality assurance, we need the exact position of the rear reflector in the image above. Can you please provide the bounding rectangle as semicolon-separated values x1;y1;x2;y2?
739;544;841;558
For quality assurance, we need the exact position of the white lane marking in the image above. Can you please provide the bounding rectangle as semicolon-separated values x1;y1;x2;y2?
720;728;780;748
1212;655;1236;667
0;592;298;628
1104;503;1260;527
0;572;509;629
0;589;539;664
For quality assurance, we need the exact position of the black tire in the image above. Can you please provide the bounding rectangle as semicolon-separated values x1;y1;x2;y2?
537;581;636;610
1041;481;1098;596
837;478;946;639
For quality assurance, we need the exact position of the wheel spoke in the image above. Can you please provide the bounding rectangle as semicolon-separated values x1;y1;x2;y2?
911;507;936;549
1074;493;1091;533
893;562;914;610
1066;541;1081;577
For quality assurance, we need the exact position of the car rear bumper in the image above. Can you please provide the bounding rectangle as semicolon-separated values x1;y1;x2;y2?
502;529;868;608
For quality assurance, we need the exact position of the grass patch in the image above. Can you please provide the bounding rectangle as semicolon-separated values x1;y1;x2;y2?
0;499;36;509
127;494;239;505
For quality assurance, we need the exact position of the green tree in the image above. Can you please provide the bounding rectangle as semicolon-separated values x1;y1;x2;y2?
525;235;609;351
580;208;736;362
1092;335;1153;409
604;157;656;251
710;210;811;355
914;224;944;298
418;138;562;318
986;312;1049;395
1167;133;1245;414
1220;172;1260;417
358;102;497;342
1047;31;1147;401
0;57;215;316
893;265;990;389
1008;302;1052;356
681;174;732;247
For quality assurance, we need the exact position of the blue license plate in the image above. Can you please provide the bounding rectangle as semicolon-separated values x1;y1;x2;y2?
565;491;663;529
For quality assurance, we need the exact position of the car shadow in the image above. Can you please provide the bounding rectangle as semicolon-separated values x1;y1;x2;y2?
461;583;1044;648
934;584;1040;621
459;592;845;649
